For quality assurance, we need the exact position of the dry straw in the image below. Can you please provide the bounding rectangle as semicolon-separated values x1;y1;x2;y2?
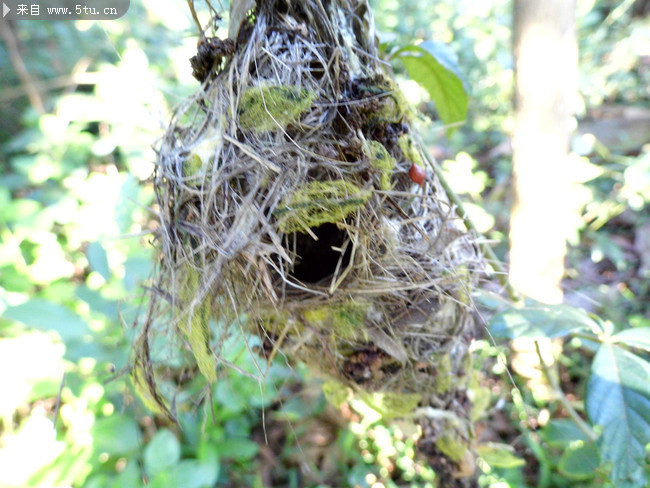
134;0;485;481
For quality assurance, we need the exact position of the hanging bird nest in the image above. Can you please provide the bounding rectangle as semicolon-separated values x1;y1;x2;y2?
135;0;485;483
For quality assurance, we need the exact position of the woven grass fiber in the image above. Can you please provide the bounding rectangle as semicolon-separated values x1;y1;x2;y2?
134;0;485;482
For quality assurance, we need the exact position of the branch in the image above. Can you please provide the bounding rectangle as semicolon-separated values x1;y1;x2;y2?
0;21;46;114
0;71;103;103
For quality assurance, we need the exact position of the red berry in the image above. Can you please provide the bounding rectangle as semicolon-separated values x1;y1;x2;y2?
409;163;426;185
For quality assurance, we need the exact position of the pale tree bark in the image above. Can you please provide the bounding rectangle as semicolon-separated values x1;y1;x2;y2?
510;0;578;304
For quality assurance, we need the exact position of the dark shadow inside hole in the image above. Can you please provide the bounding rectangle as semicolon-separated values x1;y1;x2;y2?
289;223;352;283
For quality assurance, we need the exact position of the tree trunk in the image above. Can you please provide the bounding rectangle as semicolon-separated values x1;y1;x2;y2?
510;0;577;304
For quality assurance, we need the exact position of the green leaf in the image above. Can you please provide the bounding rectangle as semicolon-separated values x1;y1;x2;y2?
82;474;109;488
586;343;650;487
0;264;35;293
473;290;511;311
75;285;118;318
541;419;590;448
143;428;181;478
197;441;220;479
558;442;599;480
124;254;152;291
613;327;650;352
86;241;111;280
2;299;89;342
488;304;599;340
477;443;525;468
92;415;139;457
394;41;468;136
149;460;218;488
211;438;259;461
110;460;144;488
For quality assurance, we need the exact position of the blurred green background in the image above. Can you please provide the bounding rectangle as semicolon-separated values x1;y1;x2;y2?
0;0;649;487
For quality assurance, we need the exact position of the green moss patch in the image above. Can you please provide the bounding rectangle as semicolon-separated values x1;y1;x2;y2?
303;301;369;339
435;354;453;394
238;84;316;132
397;134;423;168
183;154;204;180
364;140;396;190
322;380;351;407
358;391;422;419
275;180;371;234
178;268;217;383
368;80;409;125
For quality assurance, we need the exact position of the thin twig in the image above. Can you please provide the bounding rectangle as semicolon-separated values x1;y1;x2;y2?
534;341;598;442
52;373;66;429
187;0;204;35
0;72;102;103
0;21;46;114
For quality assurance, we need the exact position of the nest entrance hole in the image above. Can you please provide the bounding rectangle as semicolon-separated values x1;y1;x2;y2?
289;223;352;284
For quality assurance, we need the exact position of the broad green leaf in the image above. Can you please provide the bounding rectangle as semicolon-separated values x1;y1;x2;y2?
75;285;119;319
143;428;181;478
394;41;468;136
0;264;35;293
124;254;153;291
197;442;221;480
2;299;89;342
86;241;111;280
613;327;650;352
81;474;108;488
488;304;599;340
477;443;525;468
92;415;139;457
586;343;650;487
541;419;590;448
110;459;144;488
558;442;599;480
211;438;259;461
149;460;218;488
0;198;41;226
473;289;511;311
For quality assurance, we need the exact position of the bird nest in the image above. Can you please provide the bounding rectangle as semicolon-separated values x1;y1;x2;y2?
134;0;484;479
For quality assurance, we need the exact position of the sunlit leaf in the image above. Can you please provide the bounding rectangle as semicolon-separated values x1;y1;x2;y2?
0;264;35;293
86;242;111;280
586;343;650;487
394;41;468;136
2;299;89;342
613;327;650;352
75;285;119;318
488;304;600;339
124;254;153;291
477;443;525;468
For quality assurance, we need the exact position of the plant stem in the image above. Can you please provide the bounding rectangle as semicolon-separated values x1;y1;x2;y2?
534;341;598;442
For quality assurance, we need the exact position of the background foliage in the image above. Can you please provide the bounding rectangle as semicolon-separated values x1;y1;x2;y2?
0;0;649;487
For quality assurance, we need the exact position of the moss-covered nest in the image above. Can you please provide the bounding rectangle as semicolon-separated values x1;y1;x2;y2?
135;0;484;482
